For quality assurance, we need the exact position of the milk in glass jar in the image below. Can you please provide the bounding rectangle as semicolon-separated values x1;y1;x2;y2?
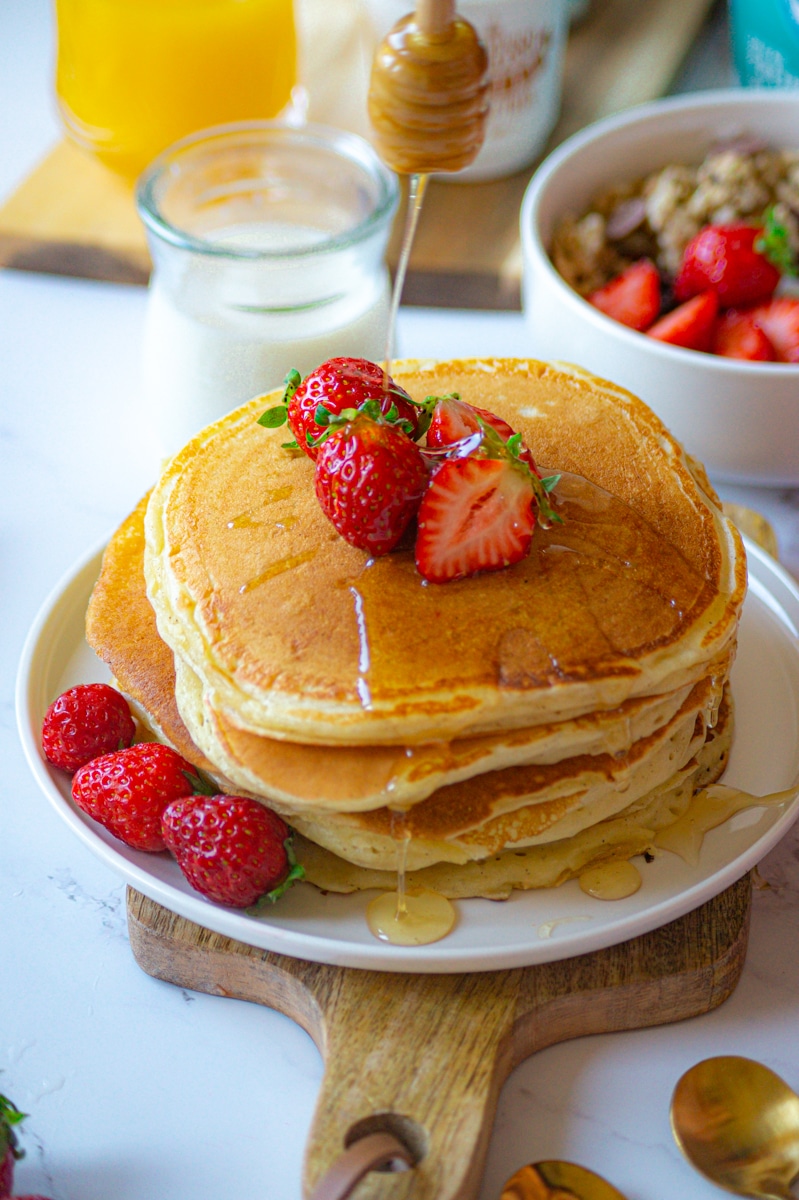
135;122;399;456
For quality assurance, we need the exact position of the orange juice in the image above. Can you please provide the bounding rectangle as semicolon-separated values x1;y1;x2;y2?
54;0;297;179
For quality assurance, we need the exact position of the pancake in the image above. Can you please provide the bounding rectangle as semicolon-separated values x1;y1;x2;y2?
143;358;746;746
283;677;721;871
89;495;717;812
86;356;747;901
85;492;735;893
294;692;733;898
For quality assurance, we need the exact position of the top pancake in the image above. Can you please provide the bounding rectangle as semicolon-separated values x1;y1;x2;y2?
144;358;746;746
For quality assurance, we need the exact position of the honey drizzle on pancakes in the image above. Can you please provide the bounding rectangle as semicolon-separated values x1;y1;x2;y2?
322;470;718;723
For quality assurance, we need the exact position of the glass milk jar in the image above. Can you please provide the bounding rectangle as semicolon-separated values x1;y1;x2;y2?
136;122;399;456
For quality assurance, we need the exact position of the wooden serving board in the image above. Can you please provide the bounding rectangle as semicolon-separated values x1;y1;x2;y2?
127;872;752;1200
0;0;717;308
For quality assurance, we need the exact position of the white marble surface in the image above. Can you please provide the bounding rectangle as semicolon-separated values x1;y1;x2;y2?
2;3;799;1199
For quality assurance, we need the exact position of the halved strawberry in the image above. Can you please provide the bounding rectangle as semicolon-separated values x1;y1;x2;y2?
415;453;539;584
426;392;516;446
749;297;799;363
424;392;539;472
646;290;719;352
712;309;776;361
674;223;781;308
588;258;661;331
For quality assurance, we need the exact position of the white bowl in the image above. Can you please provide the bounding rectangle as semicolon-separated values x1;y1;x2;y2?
520;89;799;486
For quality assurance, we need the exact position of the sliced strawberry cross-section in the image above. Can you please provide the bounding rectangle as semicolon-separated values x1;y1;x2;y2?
749;297;799;363
423;392;539;473
712;309;776;361
646;290;719;352
674;223;781;309
588;258;661;331
415;455;537;584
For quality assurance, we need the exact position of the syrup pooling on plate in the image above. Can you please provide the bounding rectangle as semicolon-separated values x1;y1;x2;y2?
366;887;457;945
579;860;642;900
366;810;456;944
655;783;798;865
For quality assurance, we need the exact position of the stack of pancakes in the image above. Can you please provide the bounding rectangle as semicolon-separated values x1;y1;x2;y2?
86;359;747;899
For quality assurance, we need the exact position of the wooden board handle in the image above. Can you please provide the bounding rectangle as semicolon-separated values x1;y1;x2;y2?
303;968;520;1199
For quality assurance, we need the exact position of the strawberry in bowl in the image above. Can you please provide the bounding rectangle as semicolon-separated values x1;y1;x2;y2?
520;89;799;484
585;218;798;361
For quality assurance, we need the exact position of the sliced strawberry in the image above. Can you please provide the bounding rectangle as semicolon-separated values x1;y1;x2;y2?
415;456;536;584
424;392;540;474
674;223;781;308
711;309;776;361
588;258;661;331
426;393;516;446
646;290;719;352
749;297;799;363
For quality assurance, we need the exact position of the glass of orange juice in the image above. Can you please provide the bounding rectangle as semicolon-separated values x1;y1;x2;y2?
54;0;298;179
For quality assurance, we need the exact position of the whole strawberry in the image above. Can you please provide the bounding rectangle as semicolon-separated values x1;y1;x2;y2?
41;682;135;772
0;1094;25;1197
258;358;420;458
72;742;204;851
314;405;428;555
162;794;297;908
674;223;781;309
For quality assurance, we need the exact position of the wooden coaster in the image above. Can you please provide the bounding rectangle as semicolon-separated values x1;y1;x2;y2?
127;871;751;1199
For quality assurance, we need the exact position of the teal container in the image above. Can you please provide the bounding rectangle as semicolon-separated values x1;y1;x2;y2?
730;0;799;86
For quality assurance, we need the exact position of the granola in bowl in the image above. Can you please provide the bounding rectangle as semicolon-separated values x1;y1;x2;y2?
552;139;799;297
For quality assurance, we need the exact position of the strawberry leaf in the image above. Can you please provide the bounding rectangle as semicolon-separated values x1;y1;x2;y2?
756;206;798;276
246;836;306;910
257;369;302;428
263;860;306;903
257;405;288;428
281;368;302;401
0;1095;26;1161
182;768;218;796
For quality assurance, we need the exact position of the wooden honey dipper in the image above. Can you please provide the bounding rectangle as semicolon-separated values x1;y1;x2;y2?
367;0;490;175
368;0;489;361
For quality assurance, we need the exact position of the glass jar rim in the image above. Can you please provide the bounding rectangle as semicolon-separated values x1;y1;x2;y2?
135;119;399;261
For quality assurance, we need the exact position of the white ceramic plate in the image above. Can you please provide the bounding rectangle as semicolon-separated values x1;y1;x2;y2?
16;538;799;974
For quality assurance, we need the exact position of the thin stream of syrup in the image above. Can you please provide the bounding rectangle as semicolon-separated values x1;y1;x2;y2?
365;810;456;945
383;172;429;376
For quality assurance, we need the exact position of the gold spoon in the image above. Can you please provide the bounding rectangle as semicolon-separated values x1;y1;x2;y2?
500;1160;628;1199
671;1056;799;1198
